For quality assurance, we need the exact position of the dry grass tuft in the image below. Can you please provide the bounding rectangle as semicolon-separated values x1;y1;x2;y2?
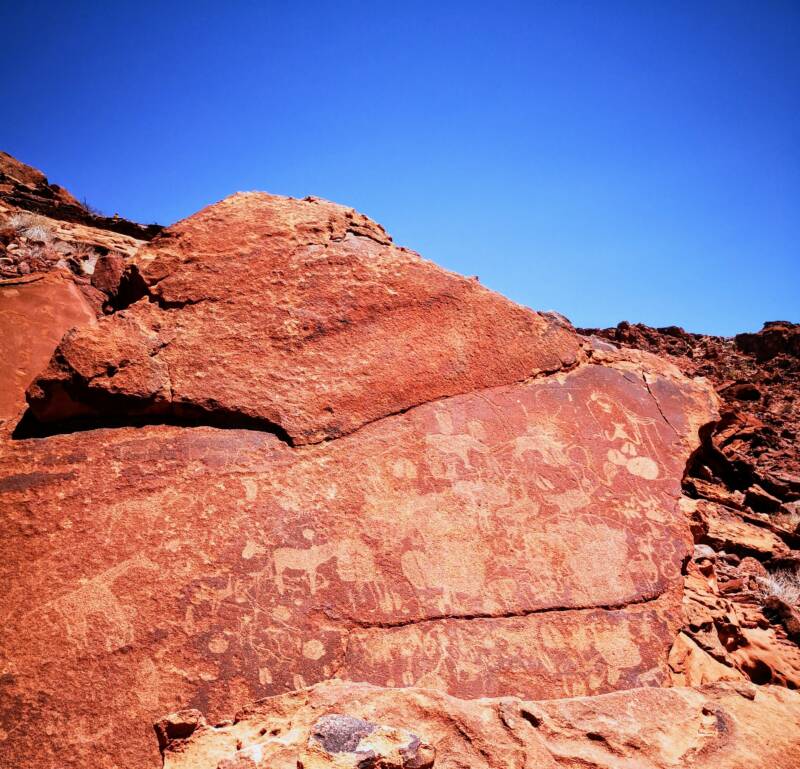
8;212;54;242
757;570;800;607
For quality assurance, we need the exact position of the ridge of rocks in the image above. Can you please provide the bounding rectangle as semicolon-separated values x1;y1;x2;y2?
0;150;162;239
155;679;800;769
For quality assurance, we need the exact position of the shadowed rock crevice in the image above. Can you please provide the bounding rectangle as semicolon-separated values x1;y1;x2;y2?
11;404;294;442
15;353;587;443
104;263;214;313
104;263;150;311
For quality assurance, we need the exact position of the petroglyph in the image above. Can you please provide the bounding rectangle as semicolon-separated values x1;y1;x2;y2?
0;189;723;769
273;539;378;595
0;355;715;769
589;390;664;480
27;554;157;656
340;594;677;699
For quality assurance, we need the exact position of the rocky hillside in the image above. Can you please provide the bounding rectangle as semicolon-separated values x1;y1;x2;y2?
0;150;161;240
0;151;161;311
579;321;800;689
0;153;798;769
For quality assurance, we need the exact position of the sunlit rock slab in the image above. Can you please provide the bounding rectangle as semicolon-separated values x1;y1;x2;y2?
0;354;714;768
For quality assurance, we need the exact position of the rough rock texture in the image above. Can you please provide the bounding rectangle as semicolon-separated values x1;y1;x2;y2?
0;273;95;420
0;150;162;239
0;152;158;434
0;194;718;769
0;349;714;768
0;153;157;317
297;714;435;768
580;321;800;506
580;322;800;687
25;192;581;443
156;679;800;769
669;544;800;688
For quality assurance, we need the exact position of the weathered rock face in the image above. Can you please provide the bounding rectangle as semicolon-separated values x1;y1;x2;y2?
580;320;800;506
156;679;800;769
1;153;156;322
0;150;84;211
0;273;95;420
25;193;581;443
0;194;717;768
580;321;800;688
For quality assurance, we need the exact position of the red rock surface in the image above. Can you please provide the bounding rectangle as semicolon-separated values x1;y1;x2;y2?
156;679;800;769
0;191;718;768
26;192;581;443
580;321;800;688
0;348;714;768
580;320;800;497
0;273;95;420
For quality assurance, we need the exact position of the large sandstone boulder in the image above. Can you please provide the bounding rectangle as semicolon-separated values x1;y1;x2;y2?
25;192;580;442
0;194;717;768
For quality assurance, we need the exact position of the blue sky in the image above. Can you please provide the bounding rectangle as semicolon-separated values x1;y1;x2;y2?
2;1;797;334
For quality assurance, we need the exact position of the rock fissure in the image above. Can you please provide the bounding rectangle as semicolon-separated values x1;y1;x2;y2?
21;192;585;444
332;589;669;631
148;294;212;310
642;371;681;438
300;354;589;446
11;403;295;442
16;351;587;444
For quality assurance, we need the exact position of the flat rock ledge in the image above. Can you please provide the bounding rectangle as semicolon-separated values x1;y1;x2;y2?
155;679;800;769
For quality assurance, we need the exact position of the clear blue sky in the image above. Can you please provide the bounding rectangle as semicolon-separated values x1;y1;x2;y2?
2;1;797;335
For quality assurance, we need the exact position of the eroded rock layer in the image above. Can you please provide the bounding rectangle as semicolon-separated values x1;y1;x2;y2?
0;150;161;239
157;679;800;769
0;187;718;768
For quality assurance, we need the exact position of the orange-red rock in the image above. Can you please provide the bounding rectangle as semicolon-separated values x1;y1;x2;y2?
0;195;717;768
26;193;580;443
0;273;95;420
156;679;800;769
582;321;800;693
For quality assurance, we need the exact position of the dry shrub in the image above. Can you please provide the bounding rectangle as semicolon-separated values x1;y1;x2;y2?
8;212;54;243
757;570;800;607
